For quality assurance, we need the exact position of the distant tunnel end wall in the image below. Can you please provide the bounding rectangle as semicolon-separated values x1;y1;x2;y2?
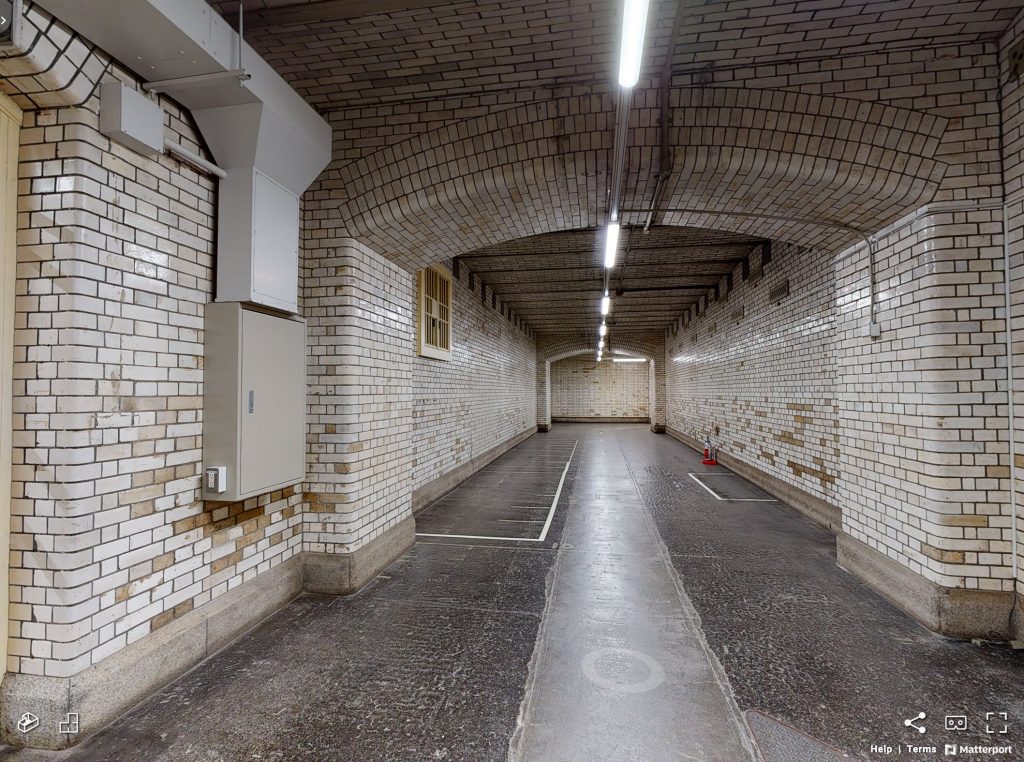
550;355;650;422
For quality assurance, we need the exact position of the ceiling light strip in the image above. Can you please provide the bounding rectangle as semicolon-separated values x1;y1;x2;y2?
600;0;649;334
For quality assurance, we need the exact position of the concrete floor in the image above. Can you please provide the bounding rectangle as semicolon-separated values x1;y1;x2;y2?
6;424;1024;761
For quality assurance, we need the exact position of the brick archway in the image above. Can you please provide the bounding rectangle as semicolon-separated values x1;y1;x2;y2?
536;334;665;433
326;89;948;271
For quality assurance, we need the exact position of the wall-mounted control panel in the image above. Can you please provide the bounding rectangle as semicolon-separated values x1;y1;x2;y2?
202;302;306;502
99;80;164;156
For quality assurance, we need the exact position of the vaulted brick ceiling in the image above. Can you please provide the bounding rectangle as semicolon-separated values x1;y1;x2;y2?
457;225;765;332
209;0;1021;334
213;0;1018;111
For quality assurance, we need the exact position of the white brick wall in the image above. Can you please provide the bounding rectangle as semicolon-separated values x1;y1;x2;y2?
537;333;666;430
412;262;536;492
303;239;414;552
550;356;649;420
6;0;1024;686
835;206;1012;591
9;71;302;676
666;243;838;506
1000;7;1024;603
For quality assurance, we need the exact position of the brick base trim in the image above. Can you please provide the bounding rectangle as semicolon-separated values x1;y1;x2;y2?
1013;594;1024;641
666;427;840;533
837;532;1014;640
411;426;537;513
0;554;304;750
303;515;416;595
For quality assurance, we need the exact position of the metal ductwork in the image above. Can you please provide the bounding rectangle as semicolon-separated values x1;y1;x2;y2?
36;0;331;314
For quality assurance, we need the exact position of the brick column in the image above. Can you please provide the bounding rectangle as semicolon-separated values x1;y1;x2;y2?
536;360;552;431
835;207;1015;638
650;358;666;432
303;239;416;592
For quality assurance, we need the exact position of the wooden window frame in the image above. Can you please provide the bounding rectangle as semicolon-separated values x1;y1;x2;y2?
417;266;452;361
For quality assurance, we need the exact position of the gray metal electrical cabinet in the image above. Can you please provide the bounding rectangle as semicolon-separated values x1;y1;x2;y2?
202;302;306;502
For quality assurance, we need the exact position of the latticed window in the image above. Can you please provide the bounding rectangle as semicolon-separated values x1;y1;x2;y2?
417;266;452;360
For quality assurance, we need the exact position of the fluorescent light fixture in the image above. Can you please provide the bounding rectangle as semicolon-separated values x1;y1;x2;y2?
601;295;611;315
604;223;620;268
612;357;647;363
618;0;651;88
599;323;607;337
599;338;605;349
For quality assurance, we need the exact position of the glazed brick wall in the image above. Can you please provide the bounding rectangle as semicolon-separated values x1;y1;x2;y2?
550;356;649;420
535;333;666;430
303;239;414;552
302;241;539;530
835;206;1011;592
999;9;1024;600
9;74;303;677
665;243;839;508
411;262;536;492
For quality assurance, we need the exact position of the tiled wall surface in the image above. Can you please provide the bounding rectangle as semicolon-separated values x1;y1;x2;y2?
835;207;1011;591
999;8;1024;603
536;333;666;429
303;239;415;553
665;243;839;508
550;356;649;420
8;58;303;677
412;263;535;493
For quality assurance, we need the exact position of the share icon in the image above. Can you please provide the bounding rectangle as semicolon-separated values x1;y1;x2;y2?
904;712;927;734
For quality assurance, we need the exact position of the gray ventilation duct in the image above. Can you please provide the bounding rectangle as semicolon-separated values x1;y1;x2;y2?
36;0;331;314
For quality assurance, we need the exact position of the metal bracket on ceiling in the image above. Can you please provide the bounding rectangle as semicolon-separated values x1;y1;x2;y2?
144;68;252;95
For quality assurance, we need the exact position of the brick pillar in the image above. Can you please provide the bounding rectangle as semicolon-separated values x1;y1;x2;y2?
650;358;666;432
303;239;416;592
536;359;551;431
835;207;1014;638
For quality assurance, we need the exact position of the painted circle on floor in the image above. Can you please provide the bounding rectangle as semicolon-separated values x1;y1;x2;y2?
580;647;666;694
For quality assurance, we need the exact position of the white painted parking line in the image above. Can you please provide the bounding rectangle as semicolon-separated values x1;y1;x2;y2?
687;472;777;502
417;440;580;542
538;439;578;542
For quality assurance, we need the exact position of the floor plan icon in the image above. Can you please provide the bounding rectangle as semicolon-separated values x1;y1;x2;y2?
59;713;79;734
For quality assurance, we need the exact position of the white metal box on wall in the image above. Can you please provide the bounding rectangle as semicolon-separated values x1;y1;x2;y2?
216;168;300;313
98;80;164;156
202;302;306;502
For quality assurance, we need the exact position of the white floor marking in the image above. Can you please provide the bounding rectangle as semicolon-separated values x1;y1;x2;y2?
580;647;666;694
415;532;545;542
537;439;578;542
417;440;580;543
687;472;777;502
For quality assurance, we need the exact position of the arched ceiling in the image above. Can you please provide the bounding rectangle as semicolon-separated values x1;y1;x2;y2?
208;0;1021;338
458;225;764;333
211;0;1018;113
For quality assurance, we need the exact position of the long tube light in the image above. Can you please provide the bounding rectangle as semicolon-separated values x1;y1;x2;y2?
599;323;607;337
601;294;611;315
618;0;651;88
604;222;620;268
